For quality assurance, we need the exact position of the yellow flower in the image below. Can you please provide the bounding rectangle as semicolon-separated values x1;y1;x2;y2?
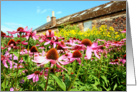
115;35;120;39
115;32;118;35
109;26;114;31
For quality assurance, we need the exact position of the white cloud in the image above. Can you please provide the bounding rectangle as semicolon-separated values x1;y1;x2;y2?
1;22;25;34
1;25;14;34
36;6;48;14
4;22;24;29
56;11;62;14
41;9;47;14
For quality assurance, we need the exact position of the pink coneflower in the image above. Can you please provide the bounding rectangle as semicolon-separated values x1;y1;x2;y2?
46;30;54;38
21;41;28;45
20;49;28;55
120;54;126;64
83;40;101;60
109;59;119;65
46;48;59;61
30;46;38;53
33;48;67;71
57;41;65;50
25;28;38;40
1;31;6;37
59;50;82;65
5;35;13;38
14;64;24;69
7;39;16;48
1;55;14;69
81;39;92;46
27;71;40;82
44;39;58;48
7;31;18;35
71;44;86;51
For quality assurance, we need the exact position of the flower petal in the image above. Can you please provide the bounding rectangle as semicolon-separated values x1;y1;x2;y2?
35;75;39;82
86;46;92;59
27;74;35;79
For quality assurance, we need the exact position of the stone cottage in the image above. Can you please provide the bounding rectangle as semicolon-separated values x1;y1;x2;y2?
35;1;126;35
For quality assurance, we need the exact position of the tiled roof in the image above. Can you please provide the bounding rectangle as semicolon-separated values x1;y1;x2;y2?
35;1;126;32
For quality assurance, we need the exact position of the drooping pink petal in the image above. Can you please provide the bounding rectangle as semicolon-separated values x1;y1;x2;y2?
32;36;36;40
76;58;81;65
86;46;92;59
53;42;56;48
35;75;39;82
2;60;8;68
58;60;70;65
27;73;35;79
56;63;67;71
94;50;100;59
33;75;36;82
44;41;50;45
26;36;29;40
24;26;28;31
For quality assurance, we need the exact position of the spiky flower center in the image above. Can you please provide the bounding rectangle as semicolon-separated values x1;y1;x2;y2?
34;71;40;74
72;50;82;58
17;27;24;32
81;39;92;46
46;48;59;60
57;41;65;50
30;46;38;52
48;30;52;35
8;39;16;47
1;31;6;37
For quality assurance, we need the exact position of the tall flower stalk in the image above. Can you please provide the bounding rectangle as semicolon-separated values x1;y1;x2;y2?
67;54;85;91
45;63;51;91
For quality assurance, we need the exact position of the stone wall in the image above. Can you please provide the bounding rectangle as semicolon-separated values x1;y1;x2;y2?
92;11;126;31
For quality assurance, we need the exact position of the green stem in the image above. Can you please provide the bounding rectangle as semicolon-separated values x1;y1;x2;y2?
73;60;77;73
98;53;103;79
67;56;84;91
45;63;51;91
16;34;22;87
84;59;88;83
3;68;6;91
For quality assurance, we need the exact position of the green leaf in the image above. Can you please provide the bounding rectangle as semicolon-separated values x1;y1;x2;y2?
113;84;117;91
12;52;19;57
51;74;66;91
70;88;78;91
101;76;108;86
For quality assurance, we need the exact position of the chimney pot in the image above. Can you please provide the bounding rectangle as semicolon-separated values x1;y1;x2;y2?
52;11;55;17
47;16;50;22
51;11;56;26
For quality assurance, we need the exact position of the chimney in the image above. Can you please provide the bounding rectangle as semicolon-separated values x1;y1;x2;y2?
47;16;50;22
51;11;56;26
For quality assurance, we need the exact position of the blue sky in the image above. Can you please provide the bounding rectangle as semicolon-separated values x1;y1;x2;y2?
1;1;110;34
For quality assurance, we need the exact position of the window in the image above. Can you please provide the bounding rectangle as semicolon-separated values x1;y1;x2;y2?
83;20;92;31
